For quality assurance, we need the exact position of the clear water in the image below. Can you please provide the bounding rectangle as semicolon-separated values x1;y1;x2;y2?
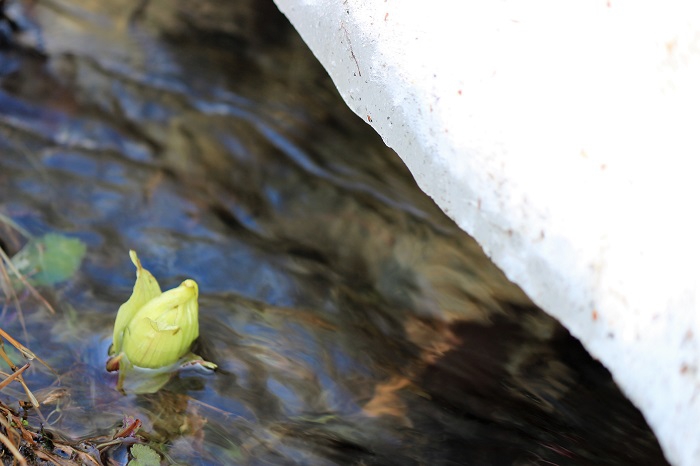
0;1;667;465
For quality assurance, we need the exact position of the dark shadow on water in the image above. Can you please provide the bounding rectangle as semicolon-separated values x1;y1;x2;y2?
418;310;665;465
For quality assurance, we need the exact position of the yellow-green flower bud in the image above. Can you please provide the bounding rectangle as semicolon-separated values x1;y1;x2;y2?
110;251;200;369
121;279;199;368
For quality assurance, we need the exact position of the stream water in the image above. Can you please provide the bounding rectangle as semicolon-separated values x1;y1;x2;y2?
0;1;668;465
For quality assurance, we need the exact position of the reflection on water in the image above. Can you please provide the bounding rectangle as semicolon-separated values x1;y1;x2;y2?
0;1;667;465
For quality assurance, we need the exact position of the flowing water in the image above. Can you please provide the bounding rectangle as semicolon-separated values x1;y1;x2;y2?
0;1;668;465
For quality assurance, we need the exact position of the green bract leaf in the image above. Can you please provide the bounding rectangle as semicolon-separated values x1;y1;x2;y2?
111;251;162;356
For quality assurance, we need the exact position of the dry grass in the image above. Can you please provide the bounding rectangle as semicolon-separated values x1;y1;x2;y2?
0;216;70;464
0;216;145;465
0;216;42;464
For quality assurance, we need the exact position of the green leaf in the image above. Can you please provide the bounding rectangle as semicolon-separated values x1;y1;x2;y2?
128;444;161;466
11;233;86;287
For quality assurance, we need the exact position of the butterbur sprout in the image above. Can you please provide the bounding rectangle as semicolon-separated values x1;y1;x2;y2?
121;278;199;368
107;251;216;393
